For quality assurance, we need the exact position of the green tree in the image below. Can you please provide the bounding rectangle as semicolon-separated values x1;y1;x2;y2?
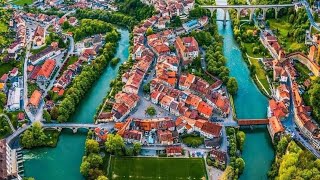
50;106;59;120
277;136;289;156
235;158;245;174
236;131;245;151
105;134;125;154
0;92;6;106
86;153;103;168
80;160;90;177
133;142;142;155
85;139;100;154
146;27;153;36
227;77;238;95
143;82;150;93
43;110;51;122
221;166;234;180
96;175;108;180
145;106;156;116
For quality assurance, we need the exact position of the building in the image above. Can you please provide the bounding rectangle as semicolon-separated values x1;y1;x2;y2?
7;88;21;111
28;90;42;112
175;37;199;66
209;149;227;166
166;146;183;156
0;139;20;180
267;116;284;142
37;59;56;82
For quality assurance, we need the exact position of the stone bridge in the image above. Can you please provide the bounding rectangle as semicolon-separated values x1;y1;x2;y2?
42;123;114;133
6;122;114;145
201;4;295;25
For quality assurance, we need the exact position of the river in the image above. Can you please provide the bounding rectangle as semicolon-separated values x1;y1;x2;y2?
216;0;274;179
23;29;130;180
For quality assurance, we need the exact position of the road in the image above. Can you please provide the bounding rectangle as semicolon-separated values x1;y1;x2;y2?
301;0;320;31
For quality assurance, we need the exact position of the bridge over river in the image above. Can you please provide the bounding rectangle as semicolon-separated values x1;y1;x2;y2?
201;3;294;25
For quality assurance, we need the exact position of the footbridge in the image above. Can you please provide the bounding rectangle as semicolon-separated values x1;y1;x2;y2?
238;119;269;126
201;4;295;25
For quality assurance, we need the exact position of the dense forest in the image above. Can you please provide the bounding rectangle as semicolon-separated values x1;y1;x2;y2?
115;0;155;21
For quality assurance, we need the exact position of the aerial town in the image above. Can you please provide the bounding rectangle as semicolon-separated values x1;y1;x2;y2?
0;0;320;180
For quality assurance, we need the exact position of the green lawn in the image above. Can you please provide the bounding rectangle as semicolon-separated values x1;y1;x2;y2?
62;56;78;72
30;45;48;55
268;18;306;53
249;57;271;95
108;157;207;180
12;0;33;6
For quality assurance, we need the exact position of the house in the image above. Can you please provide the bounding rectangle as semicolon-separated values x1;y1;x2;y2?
37;59;56;82
175;37;199;66
123;130;143;143
166;146;183;156
179;74;195;90
197;101;213;119
8;41;21;54
97;112;114;122
0;83;6;92
209;149;227;166
28;90;42;112
0;74;8;83
68;17;78;26
33;26;45;47
268;99;288;119
10;68;19;77
159;95;174;111
267;116;284;142
94;127;108;142
29;45;60;65
199;121;222;139
157;130;173;145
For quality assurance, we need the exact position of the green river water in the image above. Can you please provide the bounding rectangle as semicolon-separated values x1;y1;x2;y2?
216;0;274;179
23;29;130;180
23;5;274;179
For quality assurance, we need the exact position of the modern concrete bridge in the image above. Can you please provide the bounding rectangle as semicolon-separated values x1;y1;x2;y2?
201;4;295;25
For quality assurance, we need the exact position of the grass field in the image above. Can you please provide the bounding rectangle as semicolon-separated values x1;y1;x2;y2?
248;57;271;95
0;22;8;33
108;157;207;180
268;18;306;52
12;0;33;6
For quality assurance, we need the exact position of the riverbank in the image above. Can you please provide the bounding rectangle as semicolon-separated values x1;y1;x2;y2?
215;0;274;179
23;29;130;180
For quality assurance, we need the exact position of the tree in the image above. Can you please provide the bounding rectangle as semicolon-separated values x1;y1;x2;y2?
276;137;289;156
227;77;238;95
43;110;51;122
0;92;6;106
105;134;125;154
80;160;90;177
96;176;108;180
133;142;142;155
221;166;234;180
50;106;59;120
145;106;156;116
146;27;153;36
86;153;103;168
236;131;245;151
85;139;100;154
143;82;150;93
235;158;245;174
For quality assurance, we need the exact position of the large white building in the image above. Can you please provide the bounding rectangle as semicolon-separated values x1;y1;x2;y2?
6;88;21;111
